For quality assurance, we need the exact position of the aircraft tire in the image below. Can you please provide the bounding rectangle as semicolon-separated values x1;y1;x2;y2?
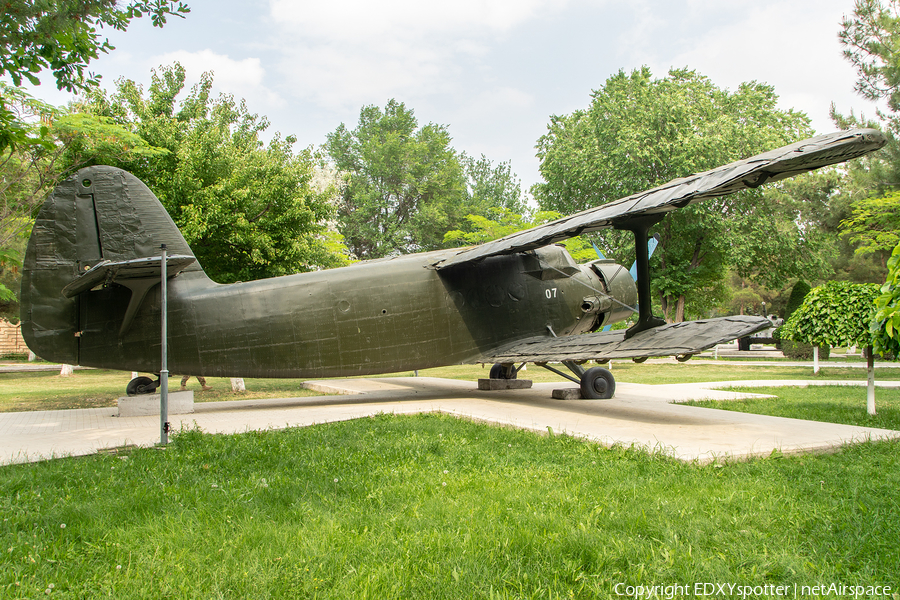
489;363;517;379
632;356;648;363
580;367;615;399
126;376;155;396
675;353;695;363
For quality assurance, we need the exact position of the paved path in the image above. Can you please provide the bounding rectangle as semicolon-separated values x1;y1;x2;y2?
1;377;897;466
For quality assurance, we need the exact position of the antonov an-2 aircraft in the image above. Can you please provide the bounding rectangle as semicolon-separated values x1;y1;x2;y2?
20;129;885;399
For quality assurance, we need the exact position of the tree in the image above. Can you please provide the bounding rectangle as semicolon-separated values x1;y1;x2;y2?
840;191;900;274
781;281;880;348
533;67;820;322
0;83;165;314
781;280;882;414
874;241;900;358
444;208;559;246
0;0;189;94
461;154;526;217
325;100;467;259
831;1;900;283
79;63;346;283
840;0;900;131
0;0;189;154
325;100;526;260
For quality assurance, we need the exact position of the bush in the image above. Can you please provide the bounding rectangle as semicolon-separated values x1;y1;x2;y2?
784;280;811;322
781;340;830;360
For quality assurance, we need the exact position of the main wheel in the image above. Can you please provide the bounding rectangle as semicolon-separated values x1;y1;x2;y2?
126;376;155;396
675;353;696;363
632;356;648;364
489;363;517;380
580;367;615;399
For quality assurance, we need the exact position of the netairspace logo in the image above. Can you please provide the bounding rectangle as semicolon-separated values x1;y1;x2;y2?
613;582;895;599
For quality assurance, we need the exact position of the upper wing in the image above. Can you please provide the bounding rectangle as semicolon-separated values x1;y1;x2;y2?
433;128;885;270
477;316;770;363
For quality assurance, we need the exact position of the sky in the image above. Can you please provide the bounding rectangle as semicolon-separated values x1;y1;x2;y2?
21;0;882;193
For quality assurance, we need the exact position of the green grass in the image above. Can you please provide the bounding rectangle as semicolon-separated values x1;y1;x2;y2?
3;361;900;413
1;413;898;599
414;361;900;386
684;386;900;431
0;370;321;412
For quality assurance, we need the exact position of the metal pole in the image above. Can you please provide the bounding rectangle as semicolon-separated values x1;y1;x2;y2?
160;244;169;445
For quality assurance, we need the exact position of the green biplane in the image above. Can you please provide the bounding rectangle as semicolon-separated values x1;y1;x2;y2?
20;129;885;398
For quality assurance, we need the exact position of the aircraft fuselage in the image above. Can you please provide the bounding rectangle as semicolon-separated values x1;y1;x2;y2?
73;245;629;378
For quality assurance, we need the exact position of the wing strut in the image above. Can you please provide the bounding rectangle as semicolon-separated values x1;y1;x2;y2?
616;214;667;339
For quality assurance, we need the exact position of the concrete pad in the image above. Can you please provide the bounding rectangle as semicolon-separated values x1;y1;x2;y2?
477;379;532;390
552;388;582;400
117;391;194;416
0;377;897;466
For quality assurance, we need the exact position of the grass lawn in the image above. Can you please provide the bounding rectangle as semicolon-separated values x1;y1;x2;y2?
684;386;900;431
2;414;898;599
3;360;899;412
2;362;900;596
0;370;321;412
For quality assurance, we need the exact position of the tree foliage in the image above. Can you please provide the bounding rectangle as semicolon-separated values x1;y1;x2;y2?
0;0;189;93
784;280;812;322
0;0;188;156
461;154;526;218
0;83;164;313
840;191;900;272
833;2;900;282
325;100;525;260
533;67;820;322
80;63;346;283
781;280;881;348
840;0;900;129
325;100;466;259
874;242;900;356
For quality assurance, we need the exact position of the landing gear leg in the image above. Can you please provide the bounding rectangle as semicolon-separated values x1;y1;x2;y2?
541;360;616;399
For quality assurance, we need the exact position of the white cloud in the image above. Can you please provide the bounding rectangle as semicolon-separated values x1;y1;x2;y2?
618;0;876;134
268;0;575;112
270;0;566;41
150;49;286;110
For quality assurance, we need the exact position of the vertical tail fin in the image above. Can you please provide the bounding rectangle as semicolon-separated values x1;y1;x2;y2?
21;165;202;363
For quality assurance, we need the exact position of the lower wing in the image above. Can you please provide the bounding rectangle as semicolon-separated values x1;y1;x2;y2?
478;316;770;363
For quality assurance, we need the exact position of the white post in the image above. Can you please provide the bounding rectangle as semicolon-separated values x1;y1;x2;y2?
230;377;245;392
59;364;74;376
28;351;36;362
867;346;876;416
813;346;819;374
131;371;139;379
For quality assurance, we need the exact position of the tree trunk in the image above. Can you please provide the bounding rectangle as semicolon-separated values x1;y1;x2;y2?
674;295;686;323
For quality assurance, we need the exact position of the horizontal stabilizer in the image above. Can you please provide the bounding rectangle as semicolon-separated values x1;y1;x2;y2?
433;128;885;269
62;255;196;298
479;316;770;363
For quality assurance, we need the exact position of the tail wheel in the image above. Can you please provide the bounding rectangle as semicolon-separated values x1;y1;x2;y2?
489;363;517;380
675;353;696;363
126;376;156;396
580;367;615;399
